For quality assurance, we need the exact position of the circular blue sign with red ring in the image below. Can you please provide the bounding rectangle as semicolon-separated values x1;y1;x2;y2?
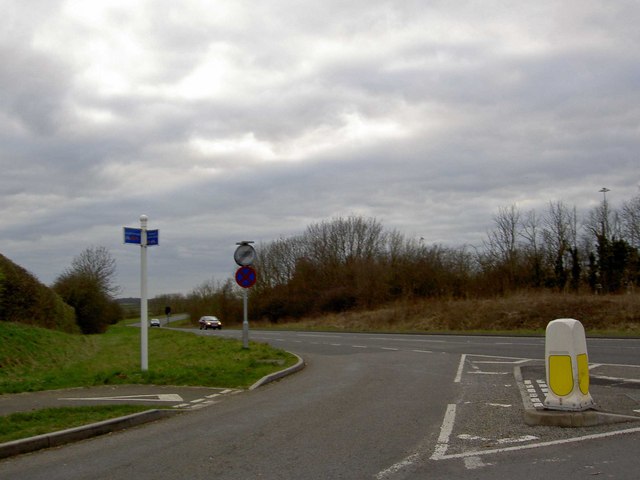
235;266;257;288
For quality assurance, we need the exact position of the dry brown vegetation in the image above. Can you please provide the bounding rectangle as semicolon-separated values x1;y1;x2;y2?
252;292;640;335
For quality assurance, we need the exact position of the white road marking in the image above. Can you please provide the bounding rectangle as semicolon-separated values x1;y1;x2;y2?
464;456;492;470
497;435;539;444
467;371;508;375
432;404;457;459
473;359;529;364
412;349;433;353
374;453;421;479
591;375;640;384
458;434;487;441
433;426;640;461
60;394;184;402
454;354;466;383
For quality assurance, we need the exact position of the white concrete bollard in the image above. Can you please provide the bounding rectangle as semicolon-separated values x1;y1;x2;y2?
544;319;595;411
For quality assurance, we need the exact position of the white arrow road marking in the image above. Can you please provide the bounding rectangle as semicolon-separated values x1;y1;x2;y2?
60;394;184;402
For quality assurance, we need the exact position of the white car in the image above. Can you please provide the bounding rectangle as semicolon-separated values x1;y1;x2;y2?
150;318;161;327
199;316;222;330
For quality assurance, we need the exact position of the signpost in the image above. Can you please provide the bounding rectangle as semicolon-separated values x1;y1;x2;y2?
234;241;256;349
124;215;159;371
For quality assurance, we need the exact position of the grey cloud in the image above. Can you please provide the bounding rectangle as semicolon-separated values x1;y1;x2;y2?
1;1;639;297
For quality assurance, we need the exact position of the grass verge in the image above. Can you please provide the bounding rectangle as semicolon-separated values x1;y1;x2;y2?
0;405;156;444
0;321;297;444
0;322;297;394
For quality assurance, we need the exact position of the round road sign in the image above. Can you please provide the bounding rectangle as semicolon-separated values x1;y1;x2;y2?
234;243;256;266
235;266;257;288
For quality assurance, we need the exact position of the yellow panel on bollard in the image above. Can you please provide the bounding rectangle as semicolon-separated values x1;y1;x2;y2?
544;319;595;411
548;355;573;397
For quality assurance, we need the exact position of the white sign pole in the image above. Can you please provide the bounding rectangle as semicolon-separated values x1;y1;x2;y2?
140;214;149;371
242;288;249;349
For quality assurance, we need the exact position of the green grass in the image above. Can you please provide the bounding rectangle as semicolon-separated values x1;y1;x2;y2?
0;321;297;394
0;405;155;443
0;321;297;444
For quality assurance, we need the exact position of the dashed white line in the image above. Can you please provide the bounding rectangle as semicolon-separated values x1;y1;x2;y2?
454;354;466;383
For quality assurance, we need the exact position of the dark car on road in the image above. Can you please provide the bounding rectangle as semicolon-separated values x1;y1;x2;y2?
199;316;222;330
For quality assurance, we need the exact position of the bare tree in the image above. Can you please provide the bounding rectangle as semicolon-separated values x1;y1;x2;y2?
482;205;522;289
256;236;306;289
543;201;577;291
54;246;121;333
67;246;119;297
520;209;544;287
621;195;640;248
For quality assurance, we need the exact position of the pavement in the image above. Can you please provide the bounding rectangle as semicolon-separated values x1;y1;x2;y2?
2;354;639;460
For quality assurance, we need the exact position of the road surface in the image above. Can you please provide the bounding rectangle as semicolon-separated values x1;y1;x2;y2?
1;330;639;479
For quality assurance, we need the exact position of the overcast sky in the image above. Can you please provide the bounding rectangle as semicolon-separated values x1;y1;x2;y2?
1;0;639;298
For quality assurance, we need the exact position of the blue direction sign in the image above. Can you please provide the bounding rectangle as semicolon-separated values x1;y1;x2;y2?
147;229;159;246
124;227;142;244
235;266;257;288
124;227;159;246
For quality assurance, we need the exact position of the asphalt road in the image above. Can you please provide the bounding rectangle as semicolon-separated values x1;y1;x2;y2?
1;329;640;479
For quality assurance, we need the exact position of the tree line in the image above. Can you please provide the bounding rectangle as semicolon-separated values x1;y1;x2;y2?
251;194;639;321
161;192;639;324
6;193;637;333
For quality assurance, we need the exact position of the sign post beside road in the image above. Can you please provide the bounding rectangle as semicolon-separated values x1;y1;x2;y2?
234;242;256;349
124;215;159;371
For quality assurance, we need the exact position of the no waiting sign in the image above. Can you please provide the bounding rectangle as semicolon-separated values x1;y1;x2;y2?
235;266;257;288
